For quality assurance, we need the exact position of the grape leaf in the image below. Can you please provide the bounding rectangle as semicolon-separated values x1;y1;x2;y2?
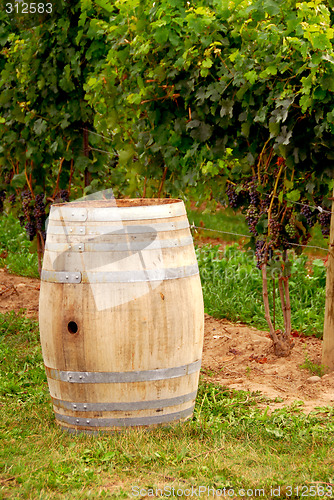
33;119;47;136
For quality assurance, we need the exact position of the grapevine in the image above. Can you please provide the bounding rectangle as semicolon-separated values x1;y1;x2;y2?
33;193;46;242
300;204;316;228
55;190;70;203
245;205;259;236
225;183;239;209
319;211;331;237
224;163;332;357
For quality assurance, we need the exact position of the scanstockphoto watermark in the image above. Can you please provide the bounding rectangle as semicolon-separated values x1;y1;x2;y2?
200;264;263;283
131;485;266;497
199;257;291;283
131;485;334;497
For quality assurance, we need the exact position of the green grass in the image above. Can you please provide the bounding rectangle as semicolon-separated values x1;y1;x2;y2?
196;243;326;337
188;206;249;243
0;213;39;278
1;312;334;499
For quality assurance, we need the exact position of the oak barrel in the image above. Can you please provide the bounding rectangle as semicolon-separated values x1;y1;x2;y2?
39;198;204;433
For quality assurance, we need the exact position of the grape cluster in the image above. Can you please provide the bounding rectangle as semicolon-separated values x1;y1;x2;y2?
300;204;315;228
21;190;36;241
33;194;46;231
33;193;47;241
319;210;331;237
226;183;239;209
285;222;298;239
268;217;282;248
25;221;36;241
55;189;69;203
4;173;11;184
255;239;266;268
0;190;6;214
226;169;328;259
259;194;270;216
21;190;32;219
248;176;259;205
246;204;259;235
281;238;292;251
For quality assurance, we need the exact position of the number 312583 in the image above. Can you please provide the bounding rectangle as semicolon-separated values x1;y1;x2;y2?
6;3;52;14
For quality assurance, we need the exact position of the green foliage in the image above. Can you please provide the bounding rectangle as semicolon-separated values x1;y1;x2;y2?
0;0;114;204
83;0;333;200
1;0;333;228
84;0;232;199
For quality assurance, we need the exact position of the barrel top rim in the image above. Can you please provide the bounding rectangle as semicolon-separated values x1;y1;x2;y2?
51;198;183;208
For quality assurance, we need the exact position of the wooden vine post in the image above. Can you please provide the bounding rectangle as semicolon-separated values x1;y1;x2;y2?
322;188;334;371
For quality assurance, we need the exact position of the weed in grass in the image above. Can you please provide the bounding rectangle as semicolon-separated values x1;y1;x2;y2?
300;352;328;378
200;367;215;377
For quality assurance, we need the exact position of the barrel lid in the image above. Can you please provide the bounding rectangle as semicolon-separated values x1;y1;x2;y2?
49;199;186;222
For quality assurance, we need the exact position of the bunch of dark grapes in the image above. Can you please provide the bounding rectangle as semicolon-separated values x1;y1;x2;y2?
25;221;36;241
245;204;259;235
300;204;315;228
259;194;270;216
33;193;46;231
319;210;331;237
33;194;47;241
226;183;239;209
268;217;282;249
21;190;36;241
59;189;69;202
21;190;32;219
55;189;69;203
248;176;259;205
0;190;6;214
255;239;266;268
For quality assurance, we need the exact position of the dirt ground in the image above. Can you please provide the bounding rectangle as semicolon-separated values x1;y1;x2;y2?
1;267;333;413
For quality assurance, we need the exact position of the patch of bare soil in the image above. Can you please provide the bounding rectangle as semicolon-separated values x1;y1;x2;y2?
0;268;40;318
0;268;333;412
203;314;334;412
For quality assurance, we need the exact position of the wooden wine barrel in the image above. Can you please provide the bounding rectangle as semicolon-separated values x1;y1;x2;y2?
39;199;204;433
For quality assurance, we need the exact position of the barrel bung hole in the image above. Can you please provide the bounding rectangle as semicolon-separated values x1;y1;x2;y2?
68;321;78;334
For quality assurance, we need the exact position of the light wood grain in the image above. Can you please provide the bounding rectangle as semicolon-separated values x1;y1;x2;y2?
39;199;204;432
